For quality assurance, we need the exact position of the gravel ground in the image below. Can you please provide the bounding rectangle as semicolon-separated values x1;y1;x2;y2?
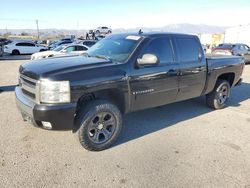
0;59;250;188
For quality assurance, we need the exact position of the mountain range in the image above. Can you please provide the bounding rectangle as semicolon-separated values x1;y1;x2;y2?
0;23;228;37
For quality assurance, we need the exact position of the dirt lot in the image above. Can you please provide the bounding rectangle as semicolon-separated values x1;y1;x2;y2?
0;58;250;188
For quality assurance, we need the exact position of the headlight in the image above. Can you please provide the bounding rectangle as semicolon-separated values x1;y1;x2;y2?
40;80;70;103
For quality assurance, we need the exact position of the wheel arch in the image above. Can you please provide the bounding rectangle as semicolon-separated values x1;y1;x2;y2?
73;88;126;133
12;49;20;54
217;72;235;86
75;88;127;118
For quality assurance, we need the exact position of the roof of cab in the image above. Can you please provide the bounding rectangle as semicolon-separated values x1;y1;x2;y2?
108;32;197;38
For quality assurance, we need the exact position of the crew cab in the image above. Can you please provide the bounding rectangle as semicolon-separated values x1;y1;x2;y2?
15;33;245;151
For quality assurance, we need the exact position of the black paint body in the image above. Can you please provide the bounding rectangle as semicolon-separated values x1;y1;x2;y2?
15;33;245;130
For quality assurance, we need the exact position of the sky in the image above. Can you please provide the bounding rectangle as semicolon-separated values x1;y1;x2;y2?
0;0;250;30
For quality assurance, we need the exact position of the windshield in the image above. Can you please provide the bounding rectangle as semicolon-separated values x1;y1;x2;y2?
53;45;65;52
86;35;141;62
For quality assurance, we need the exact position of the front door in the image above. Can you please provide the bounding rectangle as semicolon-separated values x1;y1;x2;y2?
130;36;179;111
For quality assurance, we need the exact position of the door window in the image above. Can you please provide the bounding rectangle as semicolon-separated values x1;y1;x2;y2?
65;46;75;52
175;37;200;63
16;42;35;47
76;46;88;51
141;37;174;64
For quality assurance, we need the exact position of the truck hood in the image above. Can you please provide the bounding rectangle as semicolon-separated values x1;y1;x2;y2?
20;55;113;80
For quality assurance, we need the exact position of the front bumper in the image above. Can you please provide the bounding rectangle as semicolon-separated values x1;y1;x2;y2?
15;87;77;130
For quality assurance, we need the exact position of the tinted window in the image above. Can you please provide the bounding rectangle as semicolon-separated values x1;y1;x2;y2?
175;37;200;63
142;37;174;64
217;44;235;49
83;41;96;47
76;46;87;51
16;42;35;47
60;41;72;45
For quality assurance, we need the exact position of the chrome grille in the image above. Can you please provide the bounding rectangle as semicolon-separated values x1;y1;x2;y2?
19;74;39;103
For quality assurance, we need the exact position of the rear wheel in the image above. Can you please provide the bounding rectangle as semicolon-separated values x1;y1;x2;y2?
75;100;122;151
12;50;20;55
206;79;231;109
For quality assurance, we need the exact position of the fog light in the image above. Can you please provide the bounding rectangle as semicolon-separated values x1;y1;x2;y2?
42;121;52;129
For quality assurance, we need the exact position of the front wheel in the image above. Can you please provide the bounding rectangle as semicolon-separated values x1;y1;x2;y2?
206;79;231;109
75;100;122;151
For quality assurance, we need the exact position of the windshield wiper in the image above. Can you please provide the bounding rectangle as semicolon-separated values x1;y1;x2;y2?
93;55;110;61
87;54;112;61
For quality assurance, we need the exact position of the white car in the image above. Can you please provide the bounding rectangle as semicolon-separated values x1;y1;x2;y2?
4;41;47;55
31;44;89;60
94;27;112;35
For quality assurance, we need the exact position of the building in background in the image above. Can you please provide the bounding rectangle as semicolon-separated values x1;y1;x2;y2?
199;33;224;53
224;25;250;46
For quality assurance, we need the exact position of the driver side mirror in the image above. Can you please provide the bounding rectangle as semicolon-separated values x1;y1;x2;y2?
137;54;158;66
60;49;67;53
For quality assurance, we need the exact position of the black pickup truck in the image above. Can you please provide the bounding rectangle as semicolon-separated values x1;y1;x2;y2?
15;33;245;151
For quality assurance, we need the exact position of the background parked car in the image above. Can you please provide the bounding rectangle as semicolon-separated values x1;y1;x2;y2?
31;44;89;60
48;40;73;50
212;43;250;63
0;38;12;45
77;40;98;48
94;26;112;36
4;41;47;55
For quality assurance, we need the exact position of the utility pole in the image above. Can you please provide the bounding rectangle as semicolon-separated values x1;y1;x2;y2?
36;19;39;40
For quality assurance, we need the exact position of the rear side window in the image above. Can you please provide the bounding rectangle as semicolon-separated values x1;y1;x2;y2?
76;46;88;51
175;37;200;63
83;41;96;47
16;42;35;47
142;37;174;64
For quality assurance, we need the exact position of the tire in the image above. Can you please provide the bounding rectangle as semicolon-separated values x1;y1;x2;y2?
206;79;231;109
75;100;122;151
12;50;20;55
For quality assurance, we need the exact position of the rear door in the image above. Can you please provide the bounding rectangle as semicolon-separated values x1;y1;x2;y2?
26;43;38;54
174;36;207;101
16;42;28;54
16;42;37;54
130;36;179;111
